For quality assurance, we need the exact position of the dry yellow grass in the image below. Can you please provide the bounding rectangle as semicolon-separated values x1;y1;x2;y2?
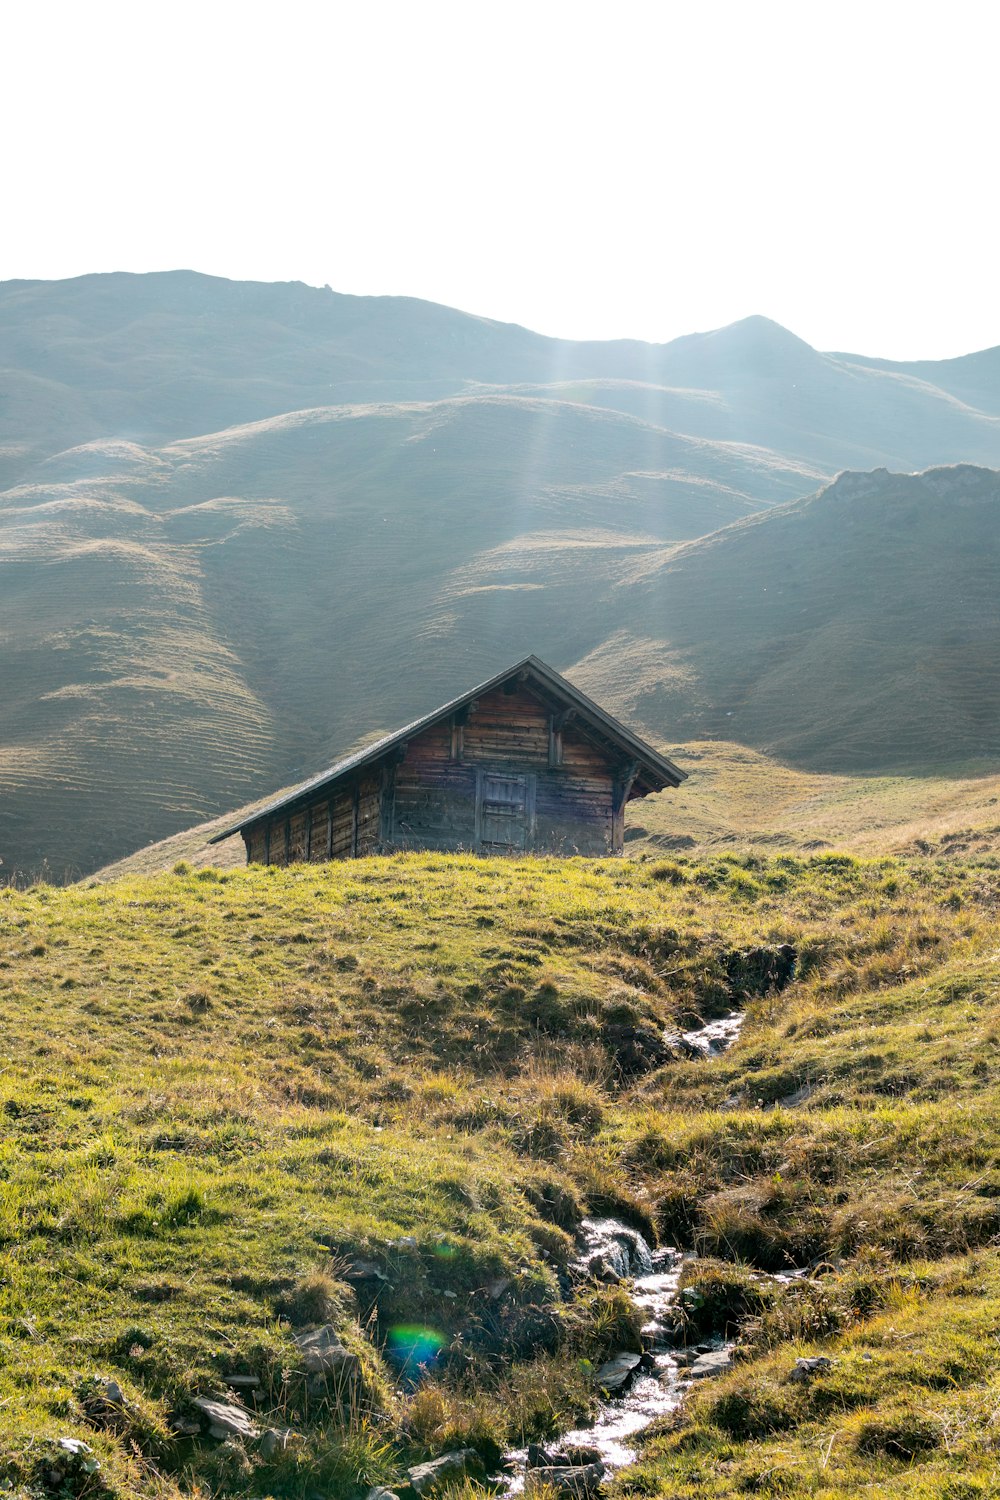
91;739;1000;883
631;740;1000;858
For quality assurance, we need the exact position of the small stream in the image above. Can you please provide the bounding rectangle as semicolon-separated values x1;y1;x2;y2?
680;1009;744;1056
503;1221;731;1491
500;1009;745;1493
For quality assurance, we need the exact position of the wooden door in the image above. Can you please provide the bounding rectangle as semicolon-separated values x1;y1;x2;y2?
477;771;532;852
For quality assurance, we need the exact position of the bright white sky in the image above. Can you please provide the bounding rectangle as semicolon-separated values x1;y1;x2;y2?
3;0;997;359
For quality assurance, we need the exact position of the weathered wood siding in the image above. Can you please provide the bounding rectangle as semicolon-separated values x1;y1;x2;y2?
387;684;616;855
244;771;381;865
243;682;631;864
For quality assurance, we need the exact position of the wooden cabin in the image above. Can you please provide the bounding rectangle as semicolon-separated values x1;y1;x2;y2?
210;656;685;864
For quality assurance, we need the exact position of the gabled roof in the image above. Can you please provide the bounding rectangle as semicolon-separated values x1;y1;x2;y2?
209;654;686;842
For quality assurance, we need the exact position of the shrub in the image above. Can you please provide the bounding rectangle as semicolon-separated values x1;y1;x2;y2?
564;1283;644;1364
678;1259;776;1337
854;1411;943;1459
277;1267;346;1326
710;1380;799;1440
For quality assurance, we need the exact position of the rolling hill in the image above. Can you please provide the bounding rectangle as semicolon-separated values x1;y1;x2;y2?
3;272;1000;876
4;852;1000;1497
2;273;1000;482
572;464;1000;770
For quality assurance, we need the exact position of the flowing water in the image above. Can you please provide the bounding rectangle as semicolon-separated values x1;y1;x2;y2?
500;1009;745;1492
503;1219;731;1489
680;1009;744;1056
557;1225;694;1467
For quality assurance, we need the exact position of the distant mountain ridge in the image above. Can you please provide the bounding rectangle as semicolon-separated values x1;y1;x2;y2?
2;271;1000;876
3;273;1000;478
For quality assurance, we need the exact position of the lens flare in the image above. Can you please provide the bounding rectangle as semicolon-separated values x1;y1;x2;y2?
386;1324;446;1373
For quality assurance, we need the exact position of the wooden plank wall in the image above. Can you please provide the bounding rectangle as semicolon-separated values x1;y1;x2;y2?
243;682;625;864
390;685;615;855
243;771;382;865
392;722;477;849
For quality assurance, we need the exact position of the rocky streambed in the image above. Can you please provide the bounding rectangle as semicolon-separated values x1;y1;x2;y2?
501;1217;733;1495
499;1008;749;1495
361;1002;766;1499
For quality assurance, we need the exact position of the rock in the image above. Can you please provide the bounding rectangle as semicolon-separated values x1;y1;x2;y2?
58;1438;92;1456
563;1446;602;1466
577;1218;654;1281
527;1442;603;1469
346;1259;390;1282
365;1489;400;1500
292;1324;358;1376
527;1442;557;1467
192;1396;260;1440
88;1375;126;1408
224;1373;260;1389
259;1426;297;1458
687;1349;733;1380
551;1447;603;1468
528;1461;605;1495
594;1350;642;1392
788;1355;833;1383
407;1448;481;1494
601;1021;672;1077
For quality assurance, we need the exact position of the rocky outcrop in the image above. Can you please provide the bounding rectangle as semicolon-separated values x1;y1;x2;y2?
191;1397;260;1441
406;1449;483;1495
292;1324;358;1376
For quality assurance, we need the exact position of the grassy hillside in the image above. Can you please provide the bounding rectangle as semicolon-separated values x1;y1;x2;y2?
0;854;999;1498
0;395;816;878
572;465;1000;774
633;742;1000;860
4;270;1000;879
3;275;999;481
6;450;1000;878
91;739;1000;885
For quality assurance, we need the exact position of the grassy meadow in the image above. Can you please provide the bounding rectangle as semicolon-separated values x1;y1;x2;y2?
93;738;1000;885
1;851;999;1496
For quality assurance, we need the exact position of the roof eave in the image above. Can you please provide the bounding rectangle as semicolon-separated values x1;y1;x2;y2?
207;654;686;842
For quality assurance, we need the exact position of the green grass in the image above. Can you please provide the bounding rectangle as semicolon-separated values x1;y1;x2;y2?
629;739;1000;861
93;737;1000;886
0;851;999;1496
622;1255;1000;1498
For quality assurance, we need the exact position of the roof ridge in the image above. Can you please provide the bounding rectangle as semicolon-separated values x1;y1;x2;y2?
209;656;684;843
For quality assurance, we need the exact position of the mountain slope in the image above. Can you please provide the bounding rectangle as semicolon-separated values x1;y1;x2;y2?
3;274;1000;483
4;272;1000;876
570;465;1000;771
6;453;1000;878
0;396;815;875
